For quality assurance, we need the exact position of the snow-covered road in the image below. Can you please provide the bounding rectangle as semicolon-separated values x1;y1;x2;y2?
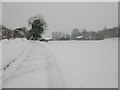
3;41;66;88
2;39;118;88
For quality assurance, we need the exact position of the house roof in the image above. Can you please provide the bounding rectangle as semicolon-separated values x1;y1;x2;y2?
76;36;84;39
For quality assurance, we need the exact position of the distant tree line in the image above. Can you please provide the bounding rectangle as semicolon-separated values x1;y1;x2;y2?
52;26;120;40
0;25;120;40
52;32;70;40
1;25;120;41
0;14;120;41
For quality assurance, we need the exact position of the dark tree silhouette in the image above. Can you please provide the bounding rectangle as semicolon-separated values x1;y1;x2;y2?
2;25;13;39
13;28;26;38
28;15;47;40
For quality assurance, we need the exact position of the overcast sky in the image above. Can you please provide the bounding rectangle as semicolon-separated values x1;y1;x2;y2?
2;2;118;37
0;2;2;25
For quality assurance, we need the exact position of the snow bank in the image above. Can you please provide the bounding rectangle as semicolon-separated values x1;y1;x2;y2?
2;38;31;69
44;39;118;88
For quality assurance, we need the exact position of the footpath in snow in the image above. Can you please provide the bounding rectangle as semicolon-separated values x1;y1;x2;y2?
3;41;66;88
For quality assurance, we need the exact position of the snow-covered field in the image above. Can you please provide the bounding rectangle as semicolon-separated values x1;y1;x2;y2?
0;41;2;89
44;39;118;88
2;39;118;88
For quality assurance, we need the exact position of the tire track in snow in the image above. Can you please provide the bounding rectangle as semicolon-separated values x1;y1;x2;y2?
30;43;66;88
41;44;66;88
3;42;66;88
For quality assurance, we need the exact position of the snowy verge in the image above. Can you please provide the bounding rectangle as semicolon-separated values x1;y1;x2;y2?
2;39;32;81
2;38;31;69
3;45;32;82
3;41;66;88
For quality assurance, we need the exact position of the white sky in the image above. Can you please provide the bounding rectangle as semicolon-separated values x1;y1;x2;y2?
0;2;2;25
2;2;118;37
